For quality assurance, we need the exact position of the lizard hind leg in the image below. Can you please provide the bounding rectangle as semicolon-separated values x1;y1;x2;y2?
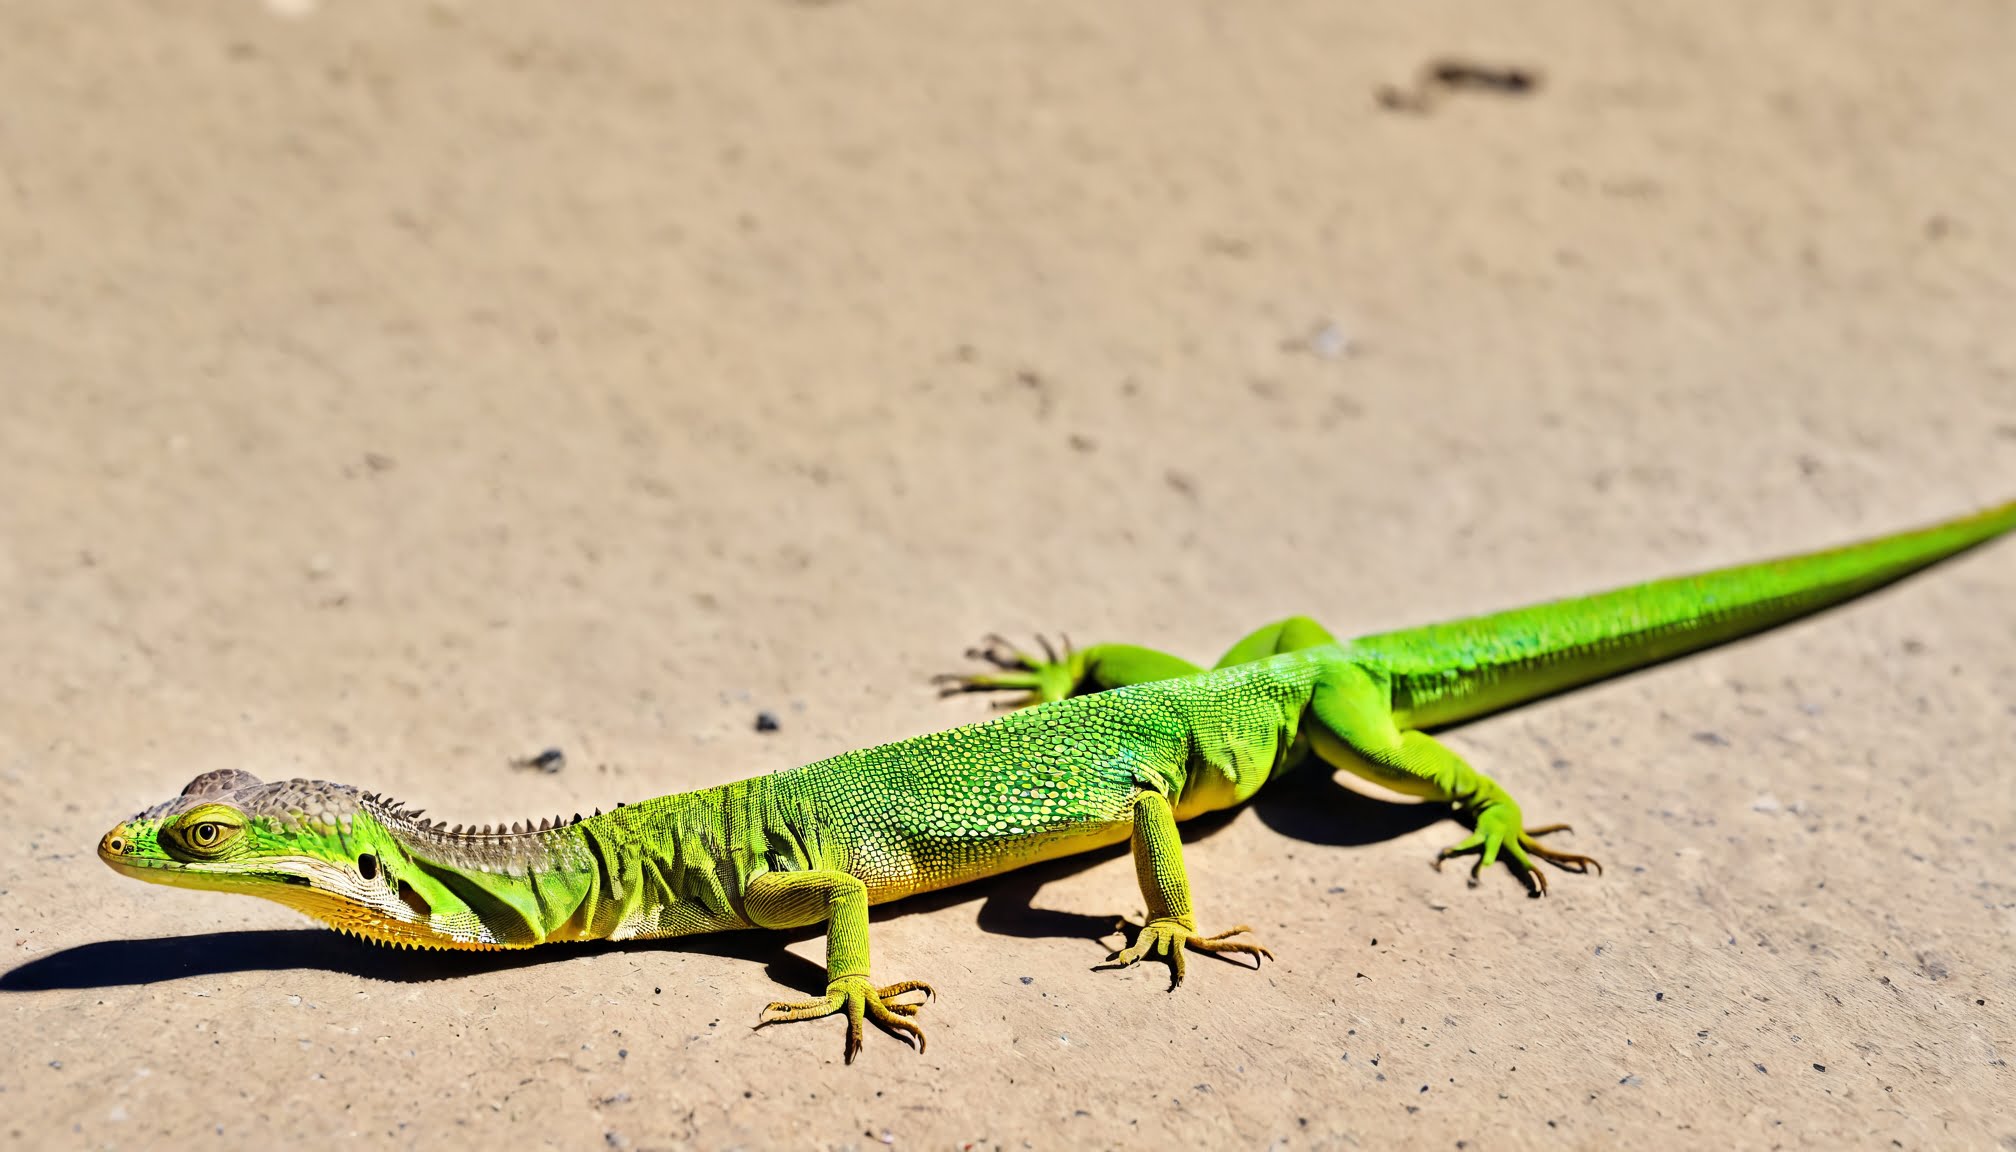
1209;614;1340;668
1308;658;1601;896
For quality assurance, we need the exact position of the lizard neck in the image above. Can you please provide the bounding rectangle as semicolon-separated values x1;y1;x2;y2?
291;797;609;950
345;774;828;949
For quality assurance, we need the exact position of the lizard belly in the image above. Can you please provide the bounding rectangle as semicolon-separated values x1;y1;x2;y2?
853;819;1135;904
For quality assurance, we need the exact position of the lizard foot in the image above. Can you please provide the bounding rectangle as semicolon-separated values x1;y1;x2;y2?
1094;916;1273;989
931;633;1077;709
1435;800;1602;897
755;975;934;1064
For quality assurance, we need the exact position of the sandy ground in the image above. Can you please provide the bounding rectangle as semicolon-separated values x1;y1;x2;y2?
4;2;2014;1148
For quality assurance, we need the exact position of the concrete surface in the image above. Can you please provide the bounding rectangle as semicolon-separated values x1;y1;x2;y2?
3;2;2013;1148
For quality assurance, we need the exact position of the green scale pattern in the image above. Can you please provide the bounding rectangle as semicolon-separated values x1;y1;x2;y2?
776;651;1328;904
1350;501;2016;728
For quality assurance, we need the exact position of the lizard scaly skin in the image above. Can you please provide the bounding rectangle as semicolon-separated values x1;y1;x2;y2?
99;500;2016;1061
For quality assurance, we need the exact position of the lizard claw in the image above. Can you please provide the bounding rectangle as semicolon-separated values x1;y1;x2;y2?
1094;916;1273;990
756;975;934;1063
969;633;1027;669
1434;803;1601;898
1521;826;1602;877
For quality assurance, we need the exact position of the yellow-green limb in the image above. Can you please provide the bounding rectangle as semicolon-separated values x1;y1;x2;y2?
1094;791;1272;986
746;870;933;1063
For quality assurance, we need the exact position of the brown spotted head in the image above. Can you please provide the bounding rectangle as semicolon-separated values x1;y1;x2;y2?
100;770;567;950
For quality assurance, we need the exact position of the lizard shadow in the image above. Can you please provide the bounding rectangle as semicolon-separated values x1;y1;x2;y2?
0;773;1438;996
0;923;829;995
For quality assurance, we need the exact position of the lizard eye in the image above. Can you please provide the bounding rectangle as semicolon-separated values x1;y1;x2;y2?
172;806;245;857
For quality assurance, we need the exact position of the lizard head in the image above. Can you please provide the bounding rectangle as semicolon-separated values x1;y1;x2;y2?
97;769;463;947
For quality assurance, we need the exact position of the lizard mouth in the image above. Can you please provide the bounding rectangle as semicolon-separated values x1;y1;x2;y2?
96;830;509;950
97;828;308;893
99;849;270;889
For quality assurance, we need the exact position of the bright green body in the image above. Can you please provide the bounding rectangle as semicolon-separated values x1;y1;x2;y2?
99;500;2016;1059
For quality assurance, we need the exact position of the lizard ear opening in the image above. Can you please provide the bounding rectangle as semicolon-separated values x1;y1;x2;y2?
181;769;265;796
397;880;431;918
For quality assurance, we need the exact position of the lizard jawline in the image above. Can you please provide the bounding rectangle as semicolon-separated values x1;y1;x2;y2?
100;849;513;951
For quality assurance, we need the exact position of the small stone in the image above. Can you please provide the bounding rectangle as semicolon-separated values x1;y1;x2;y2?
1308;319;1352;360
511;748;566;773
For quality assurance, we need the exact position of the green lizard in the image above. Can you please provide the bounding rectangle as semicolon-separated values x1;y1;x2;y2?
98;501;2016;1061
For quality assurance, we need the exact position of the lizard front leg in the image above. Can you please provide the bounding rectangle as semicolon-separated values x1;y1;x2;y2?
747;870;932;1063
934;637;1202;708
1094;791;1272;987
936;616;1340;708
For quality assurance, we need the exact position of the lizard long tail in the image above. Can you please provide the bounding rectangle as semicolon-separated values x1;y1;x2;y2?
1349;499;2016;729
